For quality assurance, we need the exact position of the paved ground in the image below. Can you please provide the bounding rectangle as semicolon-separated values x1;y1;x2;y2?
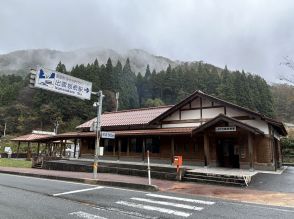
0;166;294;208
248;167;294;193
1;173;294;219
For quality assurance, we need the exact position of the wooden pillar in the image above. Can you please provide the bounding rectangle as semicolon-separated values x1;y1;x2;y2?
37;142;40;157
200;97;203;125
142;138;146;161
248;132;254;170
113;139;116;156
118;139;121;161
27;142;32;160
171;136;175;164
59;142;63;157
63;140;66;156
74;139;77;158
16;141;21;158
49;143;52;157
127;137;130;156
204;133;210;166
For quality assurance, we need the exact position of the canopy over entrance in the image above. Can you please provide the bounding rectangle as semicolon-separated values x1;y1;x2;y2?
192;114;264;135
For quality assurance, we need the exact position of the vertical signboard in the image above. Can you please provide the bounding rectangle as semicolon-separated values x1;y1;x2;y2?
34;67;92;100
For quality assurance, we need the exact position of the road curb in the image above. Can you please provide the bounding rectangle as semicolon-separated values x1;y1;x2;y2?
0;170;159;192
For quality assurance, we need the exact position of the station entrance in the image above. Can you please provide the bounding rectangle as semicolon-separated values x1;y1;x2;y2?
216;138;240;168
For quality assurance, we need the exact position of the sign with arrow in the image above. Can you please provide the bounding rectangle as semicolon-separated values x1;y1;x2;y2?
32;67;92;100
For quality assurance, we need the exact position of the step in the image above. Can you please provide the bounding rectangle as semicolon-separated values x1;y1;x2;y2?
184;173;245;182
183;176;246;186
186;170;243;178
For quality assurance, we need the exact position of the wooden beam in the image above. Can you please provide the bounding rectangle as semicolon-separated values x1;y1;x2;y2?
200;97;203;125
248;132;253;170
127;137;130;156
142;138;146;161
16;141;20;158
118;139;121;161
204;133;210;166
180;105;224;111
171;137;175;164
74;139;77;158
37;142;40;157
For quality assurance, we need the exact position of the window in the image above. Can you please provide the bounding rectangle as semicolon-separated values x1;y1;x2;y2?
130;138;136;152
104;139;114;152
145;137;160;153
87;139;95;150
121;138;128;152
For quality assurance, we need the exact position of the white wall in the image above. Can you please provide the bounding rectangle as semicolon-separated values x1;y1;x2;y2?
242;119;269;134
226;107;248;117
181;109;201;120
162;123;200;128
163;110;180;121
202;107;224;119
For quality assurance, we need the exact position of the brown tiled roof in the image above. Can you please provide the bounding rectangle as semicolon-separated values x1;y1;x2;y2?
76;105;172;129
11;133;52;142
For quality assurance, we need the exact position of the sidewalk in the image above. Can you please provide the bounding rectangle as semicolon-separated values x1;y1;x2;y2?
1;166;294;208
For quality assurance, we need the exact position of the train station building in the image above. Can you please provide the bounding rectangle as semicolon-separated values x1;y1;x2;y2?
37;90;287;171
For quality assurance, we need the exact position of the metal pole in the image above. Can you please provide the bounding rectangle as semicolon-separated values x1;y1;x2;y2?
93;91;103;179
147;150;151;185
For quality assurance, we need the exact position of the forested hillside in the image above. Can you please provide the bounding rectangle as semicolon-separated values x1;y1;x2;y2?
0;58;291;136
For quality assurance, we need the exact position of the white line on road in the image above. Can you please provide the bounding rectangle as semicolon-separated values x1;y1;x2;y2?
53;186;104;196
131;197;203;211
224;201;294;213
146;193;215;205
116;200;191;217
69;211;107;219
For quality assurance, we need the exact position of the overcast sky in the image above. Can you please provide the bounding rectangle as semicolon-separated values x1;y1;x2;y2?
1;0;294;82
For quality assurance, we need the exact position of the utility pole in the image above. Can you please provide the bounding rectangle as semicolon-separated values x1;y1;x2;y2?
54;120;59;134
115;92;119;112
93;90;104;179
3;122;6;137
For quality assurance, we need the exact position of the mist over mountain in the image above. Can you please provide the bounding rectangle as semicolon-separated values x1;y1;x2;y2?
0;48;181;76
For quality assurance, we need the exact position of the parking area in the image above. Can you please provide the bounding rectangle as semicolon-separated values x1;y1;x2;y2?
249;167;294;193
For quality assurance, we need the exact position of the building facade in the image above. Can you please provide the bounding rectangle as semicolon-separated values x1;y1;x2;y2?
47;91;288;171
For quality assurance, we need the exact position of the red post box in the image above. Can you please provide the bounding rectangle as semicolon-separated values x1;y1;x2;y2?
173;156;183;166
173;156;183;173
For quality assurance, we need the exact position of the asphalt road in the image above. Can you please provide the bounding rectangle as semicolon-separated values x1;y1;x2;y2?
0;173;293;219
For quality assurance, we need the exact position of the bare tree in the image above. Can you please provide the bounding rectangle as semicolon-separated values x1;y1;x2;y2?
280;56;294;84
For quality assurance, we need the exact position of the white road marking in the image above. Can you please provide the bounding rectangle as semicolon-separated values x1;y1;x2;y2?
116;200;191;217
53;186;104;196
69;211;107;219
94;206;158;219
131;197;203;211
225;201;294;213
146;193;215;205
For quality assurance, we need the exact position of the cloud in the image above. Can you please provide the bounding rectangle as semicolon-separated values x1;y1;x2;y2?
0;0;294;82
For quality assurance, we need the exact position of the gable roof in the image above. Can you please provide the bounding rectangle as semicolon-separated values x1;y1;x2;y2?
76;105;172;129
11;133;52;142
192;114;264;135
149;90;287;136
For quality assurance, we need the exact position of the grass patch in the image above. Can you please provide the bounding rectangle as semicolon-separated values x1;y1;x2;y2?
0;158;32;168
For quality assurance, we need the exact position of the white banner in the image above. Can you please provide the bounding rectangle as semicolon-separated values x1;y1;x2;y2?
101;131;115;139
34;67;92;100
215;126;236;132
